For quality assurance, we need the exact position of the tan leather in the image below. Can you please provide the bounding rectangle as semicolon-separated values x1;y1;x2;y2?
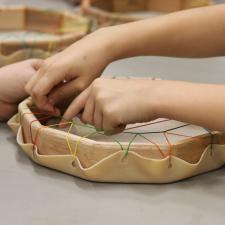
8;113;225;183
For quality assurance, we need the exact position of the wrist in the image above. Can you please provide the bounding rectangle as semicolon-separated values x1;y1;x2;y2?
93;25;138;61
147;80;172;120
92;27;124;62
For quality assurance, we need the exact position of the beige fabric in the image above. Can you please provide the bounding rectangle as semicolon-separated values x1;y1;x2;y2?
8;114;225;183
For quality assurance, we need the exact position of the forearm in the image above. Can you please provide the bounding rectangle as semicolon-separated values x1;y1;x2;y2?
154;80;225;132
102;4;225;59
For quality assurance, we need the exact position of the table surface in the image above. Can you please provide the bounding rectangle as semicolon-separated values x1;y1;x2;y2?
2;58;225;225
1;1;225;225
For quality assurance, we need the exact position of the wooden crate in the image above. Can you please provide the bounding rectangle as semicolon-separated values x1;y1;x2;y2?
147;0;181;12
81;0;213;30
113;0;146;12
91;0;113;11
26;8;62;34
182;0;213;8
0;6;25;30
0;6;90;66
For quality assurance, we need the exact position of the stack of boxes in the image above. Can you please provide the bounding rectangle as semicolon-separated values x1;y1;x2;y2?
88;0;213;13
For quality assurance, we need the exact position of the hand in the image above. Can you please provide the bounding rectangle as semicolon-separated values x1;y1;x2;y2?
62;78;160;133
25;28;116;114
0;59;43;121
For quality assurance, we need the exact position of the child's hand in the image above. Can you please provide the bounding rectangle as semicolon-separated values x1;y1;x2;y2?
0;59;42;121
25;28;116;113
61;78;160;133
25;3;225;119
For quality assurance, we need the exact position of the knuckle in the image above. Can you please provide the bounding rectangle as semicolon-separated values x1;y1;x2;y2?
103;107;121;124
95;92;104;103
102;107;113;118
39;60;53;74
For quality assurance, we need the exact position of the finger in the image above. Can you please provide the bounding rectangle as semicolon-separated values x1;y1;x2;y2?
28;83;55;113
32;68;70;97
25;71;39;94
25;56;67;110
36;95;56;113
29;69;70;112
93;104;103;131
48;79;83;106
81;96;95;125
26;70;57;113
62;87;90;123
102;115;114;134
25;54;59;93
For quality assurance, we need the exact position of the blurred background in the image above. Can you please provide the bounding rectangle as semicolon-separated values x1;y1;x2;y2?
0;0;225;83
0;0;224;8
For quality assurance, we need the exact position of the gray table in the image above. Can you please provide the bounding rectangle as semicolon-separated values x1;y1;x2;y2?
1;0;225;224
1;56;225;225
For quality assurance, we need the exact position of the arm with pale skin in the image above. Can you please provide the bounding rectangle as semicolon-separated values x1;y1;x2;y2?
25;4;225;132
107;4;225;59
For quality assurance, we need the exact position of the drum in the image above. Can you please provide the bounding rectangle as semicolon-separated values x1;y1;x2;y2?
8;84;225;183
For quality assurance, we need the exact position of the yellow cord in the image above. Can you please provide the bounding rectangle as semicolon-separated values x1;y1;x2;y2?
72;131;97;162
65;122;74;157
64;121;97;162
